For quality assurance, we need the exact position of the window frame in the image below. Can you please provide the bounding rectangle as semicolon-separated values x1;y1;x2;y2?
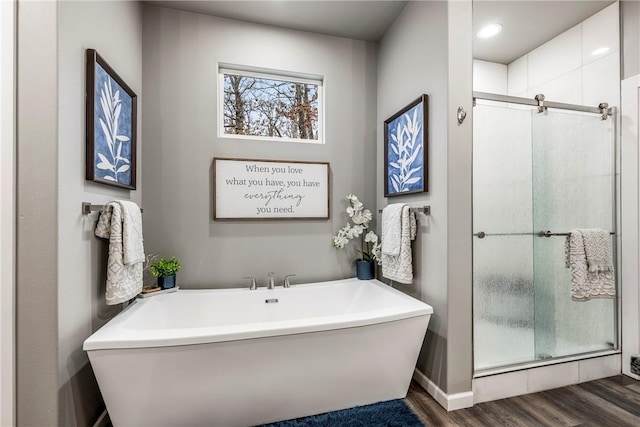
217;64;325;144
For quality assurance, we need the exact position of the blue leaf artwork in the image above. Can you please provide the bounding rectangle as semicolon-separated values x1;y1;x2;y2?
386;100;425;195
94;63;133;186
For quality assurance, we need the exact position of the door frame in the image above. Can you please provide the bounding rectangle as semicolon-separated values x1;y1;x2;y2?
0;0;16;423
621;74;640;380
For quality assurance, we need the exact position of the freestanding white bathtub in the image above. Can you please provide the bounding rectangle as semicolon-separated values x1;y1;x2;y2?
84;278;432;427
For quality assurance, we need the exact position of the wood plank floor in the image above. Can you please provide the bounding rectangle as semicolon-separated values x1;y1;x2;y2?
405;375;640;426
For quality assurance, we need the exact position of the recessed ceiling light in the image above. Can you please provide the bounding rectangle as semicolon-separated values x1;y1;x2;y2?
590;47;611;56
477;23;503;39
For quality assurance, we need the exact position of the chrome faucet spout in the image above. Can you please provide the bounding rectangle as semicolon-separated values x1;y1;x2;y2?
267;272;275;290
243;276;257;290
284;274;296;288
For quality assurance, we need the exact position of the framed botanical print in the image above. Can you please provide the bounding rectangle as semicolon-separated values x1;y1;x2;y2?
384;94;428;197
86;49;137;189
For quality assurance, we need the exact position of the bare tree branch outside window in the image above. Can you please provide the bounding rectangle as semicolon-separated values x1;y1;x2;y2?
222;72;320;141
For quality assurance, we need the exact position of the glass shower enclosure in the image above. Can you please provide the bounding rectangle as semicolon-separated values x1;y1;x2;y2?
472;93;617;373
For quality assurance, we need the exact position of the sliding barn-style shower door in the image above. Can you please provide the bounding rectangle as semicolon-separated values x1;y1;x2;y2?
472;97;617;373
531;108;616;361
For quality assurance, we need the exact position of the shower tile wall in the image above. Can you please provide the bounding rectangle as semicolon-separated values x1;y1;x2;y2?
508;2;620;107
507;56;527;96
583;52;620;107
526;26;582;90
473;60;507;94
474;3;620;108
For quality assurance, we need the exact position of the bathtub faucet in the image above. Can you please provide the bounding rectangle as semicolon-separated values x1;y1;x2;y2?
243;276;257;290
284;274;296;288
267;272;275;290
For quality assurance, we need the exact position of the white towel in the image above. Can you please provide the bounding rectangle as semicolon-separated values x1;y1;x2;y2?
381;204;406;256
382;206;416;284
582;229;614;273
565;229;615;301
95;201;145;305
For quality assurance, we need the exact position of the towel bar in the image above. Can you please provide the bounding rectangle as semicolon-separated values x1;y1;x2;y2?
539;230;615;238
82;202;143;215
474;230;615;239
377;206;430;215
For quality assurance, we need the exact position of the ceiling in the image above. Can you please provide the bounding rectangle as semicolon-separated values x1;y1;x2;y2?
143;1;409;42
143;1;616;64
473;0;615;64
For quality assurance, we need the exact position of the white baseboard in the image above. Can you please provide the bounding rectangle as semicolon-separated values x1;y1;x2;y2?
93;408;109;427
413;369;474;411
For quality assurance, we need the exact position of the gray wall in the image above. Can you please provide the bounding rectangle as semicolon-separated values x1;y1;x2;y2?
377;0;451;391
622;0;640;78
377;0;473;395
141;5;378;288
17;1;142;426
17;1;58;425
445;0;473;396
57;2;142;425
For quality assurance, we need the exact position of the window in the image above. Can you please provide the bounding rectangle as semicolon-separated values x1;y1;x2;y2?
219;65;323;143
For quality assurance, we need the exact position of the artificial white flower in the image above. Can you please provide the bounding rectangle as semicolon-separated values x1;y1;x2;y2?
351;212;365;225
364;231;378;243
332;194;381;266
332;235;348;249
338;225;349;238
352;208;373;227
371;242;382;264
347;194;363;211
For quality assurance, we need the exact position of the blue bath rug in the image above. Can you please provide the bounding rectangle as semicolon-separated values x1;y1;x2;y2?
258;399;424;427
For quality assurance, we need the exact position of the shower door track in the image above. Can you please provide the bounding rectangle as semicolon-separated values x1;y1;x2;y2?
473;349;621;379
473;91;615;117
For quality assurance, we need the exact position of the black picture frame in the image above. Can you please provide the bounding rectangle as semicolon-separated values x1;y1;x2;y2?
384;94;428;197
86;49;137;189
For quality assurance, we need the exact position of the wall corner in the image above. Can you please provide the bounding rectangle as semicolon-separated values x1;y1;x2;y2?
446;0;474;395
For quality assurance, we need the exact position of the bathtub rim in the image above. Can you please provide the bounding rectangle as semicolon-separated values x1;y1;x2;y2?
83;278;432;351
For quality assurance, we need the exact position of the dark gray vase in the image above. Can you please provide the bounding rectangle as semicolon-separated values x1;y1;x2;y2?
356;260;375;280
158;274;176;290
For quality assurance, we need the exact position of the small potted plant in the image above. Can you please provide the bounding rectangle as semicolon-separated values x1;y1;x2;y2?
332;194;381;280
150;256;181;290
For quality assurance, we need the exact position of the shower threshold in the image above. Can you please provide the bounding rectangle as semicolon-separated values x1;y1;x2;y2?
474;349;620;378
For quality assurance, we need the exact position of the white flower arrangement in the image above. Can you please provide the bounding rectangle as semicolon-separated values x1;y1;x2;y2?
332;194;382;264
